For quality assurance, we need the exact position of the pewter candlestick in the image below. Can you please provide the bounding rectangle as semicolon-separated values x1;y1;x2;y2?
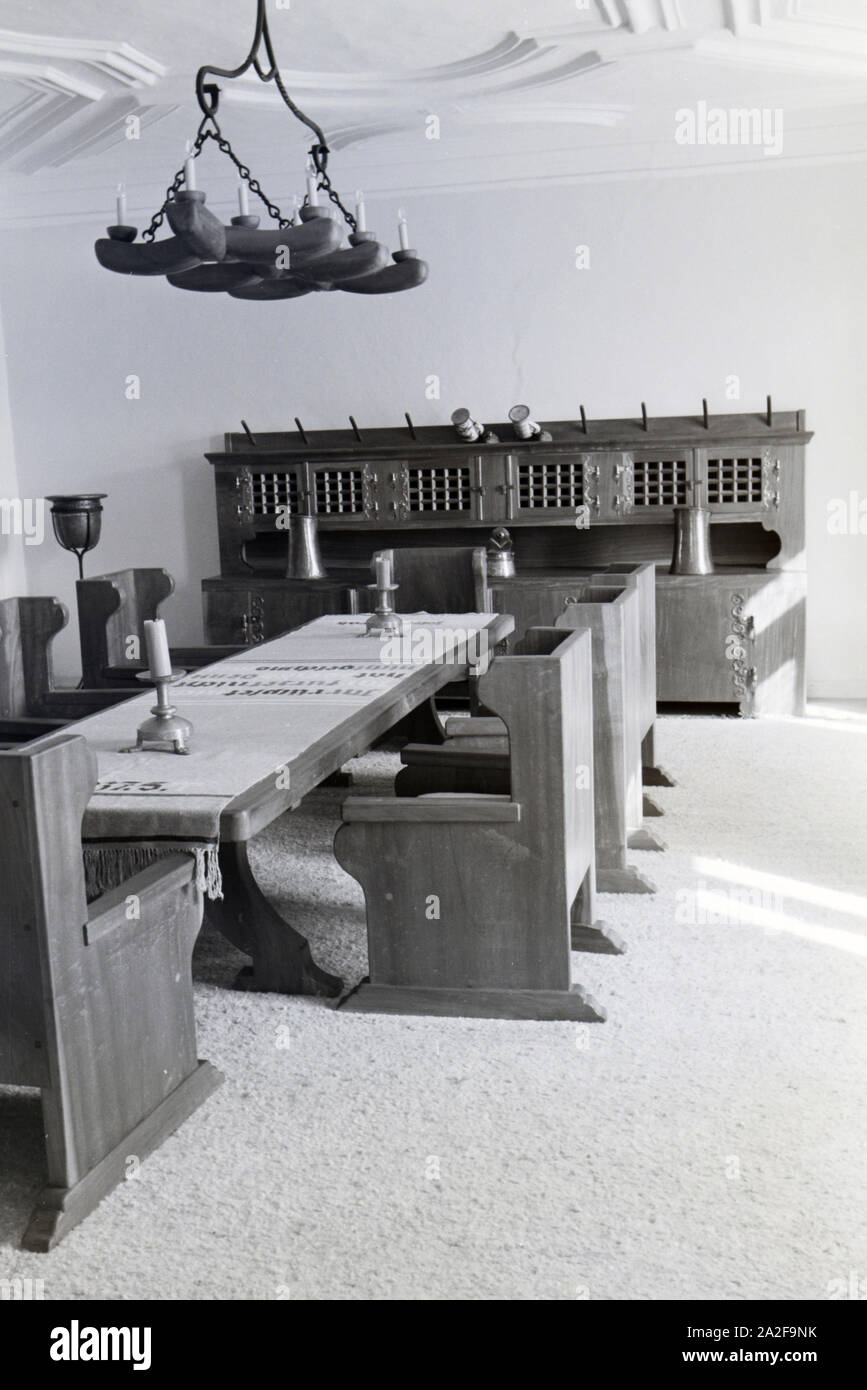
365;581;403;636
120;672;193;755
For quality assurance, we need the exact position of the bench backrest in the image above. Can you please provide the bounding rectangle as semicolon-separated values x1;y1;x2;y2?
77;567;174;686
0;596;67;717
554;583;642;832
581;561;656;738
374;547;489;614
0;734;94;1089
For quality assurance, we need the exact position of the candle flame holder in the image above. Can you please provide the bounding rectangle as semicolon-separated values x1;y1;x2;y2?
120;673;193;755
365;582;403;637
46;494;107;580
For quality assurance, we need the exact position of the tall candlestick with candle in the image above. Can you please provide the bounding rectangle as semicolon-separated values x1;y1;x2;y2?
366;553;402;635
122;619;193;754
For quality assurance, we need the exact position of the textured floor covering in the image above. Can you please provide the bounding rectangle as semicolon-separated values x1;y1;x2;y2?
1;709;865;1300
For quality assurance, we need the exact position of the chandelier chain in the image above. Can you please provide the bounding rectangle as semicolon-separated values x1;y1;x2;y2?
308;141;357;234
137;2;380;251
141;116;292;242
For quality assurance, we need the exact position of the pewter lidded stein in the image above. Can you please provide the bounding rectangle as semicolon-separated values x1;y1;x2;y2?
670;505;713;575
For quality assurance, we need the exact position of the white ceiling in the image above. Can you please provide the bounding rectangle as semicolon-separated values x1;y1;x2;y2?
1;0;866;227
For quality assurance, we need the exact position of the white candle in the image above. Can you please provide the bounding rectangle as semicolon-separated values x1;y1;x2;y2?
116;184;127;225
144;618;172;680
184;155;196;191
398;209;410;250
238;182;250;216
355;190;366;232
375;555;392;590
306;162;319;206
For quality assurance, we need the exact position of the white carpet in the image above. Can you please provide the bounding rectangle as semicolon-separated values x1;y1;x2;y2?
2;709;866;1300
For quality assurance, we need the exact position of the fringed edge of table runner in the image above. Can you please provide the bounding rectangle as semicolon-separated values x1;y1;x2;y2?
84;844;224;902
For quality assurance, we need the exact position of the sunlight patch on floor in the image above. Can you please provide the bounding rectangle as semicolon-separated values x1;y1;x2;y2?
693;857;867;923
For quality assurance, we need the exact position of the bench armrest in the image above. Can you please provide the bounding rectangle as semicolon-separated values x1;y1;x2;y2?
0;717;69;740
85;855;199;945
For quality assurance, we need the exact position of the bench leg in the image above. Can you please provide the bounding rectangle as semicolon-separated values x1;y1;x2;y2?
641;726;676;787
321;768;353;788
206;841;343;997
628;827;666;852
597;864;656;894
340;981;606;1022
570;868;626;954
378;695;447;747
25;1062;221;1252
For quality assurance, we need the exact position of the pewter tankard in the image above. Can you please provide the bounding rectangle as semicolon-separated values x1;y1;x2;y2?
285;514;326;579
670;505;713;575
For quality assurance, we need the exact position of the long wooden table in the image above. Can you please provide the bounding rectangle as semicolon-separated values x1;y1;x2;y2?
72;612;513;998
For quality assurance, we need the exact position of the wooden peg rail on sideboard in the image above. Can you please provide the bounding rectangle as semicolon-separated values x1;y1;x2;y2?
202;409;810;716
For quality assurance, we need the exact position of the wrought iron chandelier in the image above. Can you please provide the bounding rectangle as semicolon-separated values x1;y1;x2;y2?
95;0;428;300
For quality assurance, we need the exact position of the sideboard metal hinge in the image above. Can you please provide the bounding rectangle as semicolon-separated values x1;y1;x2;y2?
729;592;757;709
234;468;254;522
761;453;781;511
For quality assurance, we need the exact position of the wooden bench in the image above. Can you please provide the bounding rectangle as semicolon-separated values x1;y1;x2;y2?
400;584;655;889
487;562;674;794
579;562;673;798
397;584;655;893
572;572;665;844
0;733;221;1250
334;626;622;1021
555;585;654;888
77;567;241;687
0;596;134;745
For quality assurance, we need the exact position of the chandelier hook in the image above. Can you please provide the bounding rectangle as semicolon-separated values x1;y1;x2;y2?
198;83;220;120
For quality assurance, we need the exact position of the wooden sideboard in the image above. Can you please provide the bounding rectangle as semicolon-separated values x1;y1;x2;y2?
202;409;810;715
